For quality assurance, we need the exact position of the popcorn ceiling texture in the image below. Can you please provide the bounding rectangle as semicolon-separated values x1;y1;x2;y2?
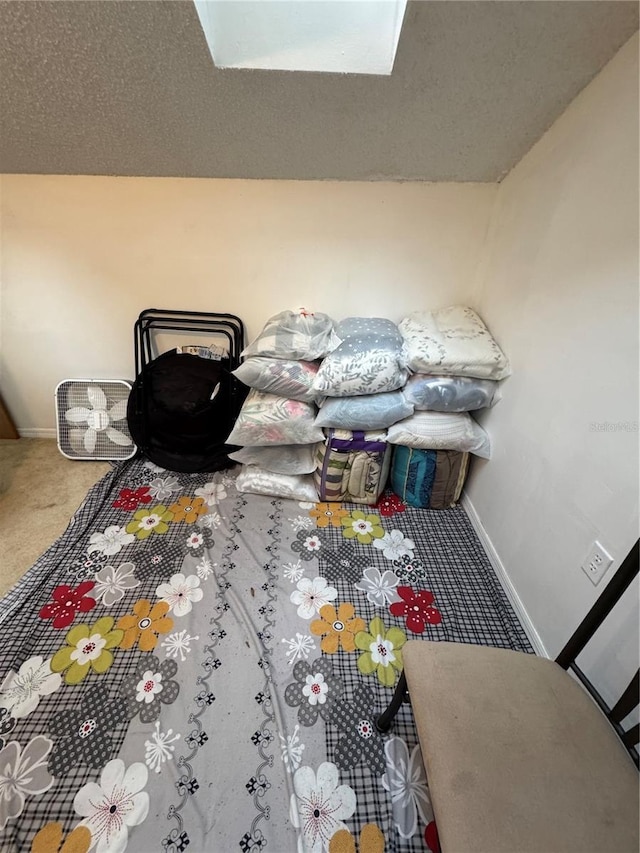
0;0;637;182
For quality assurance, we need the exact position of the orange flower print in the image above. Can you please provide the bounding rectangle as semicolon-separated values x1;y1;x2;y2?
168;496;207;524
310;602;366;653
31;822;91;853
117;600;173;651
309;503;349;529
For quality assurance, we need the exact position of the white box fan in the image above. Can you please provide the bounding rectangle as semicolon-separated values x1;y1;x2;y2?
55;379;137;461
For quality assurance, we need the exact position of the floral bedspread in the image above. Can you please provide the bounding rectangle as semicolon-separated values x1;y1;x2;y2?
0;458;531;853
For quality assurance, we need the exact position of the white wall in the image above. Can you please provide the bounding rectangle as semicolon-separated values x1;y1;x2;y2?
0;177;495;432
465;34;639;696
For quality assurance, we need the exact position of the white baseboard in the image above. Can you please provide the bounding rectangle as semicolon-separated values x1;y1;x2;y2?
461;492;548;658
18;429;57;439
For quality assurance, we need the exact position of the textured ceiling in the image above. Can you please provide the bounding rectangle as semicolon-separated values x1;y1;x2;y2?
0;1;637;182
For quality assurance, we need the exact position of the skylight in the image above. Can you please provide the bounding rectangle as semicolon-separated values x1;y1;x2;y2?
193;0;407;76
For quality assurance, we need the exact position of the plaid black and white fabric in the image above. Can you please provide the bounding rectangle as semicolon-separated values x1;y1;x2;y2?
0;458;531;852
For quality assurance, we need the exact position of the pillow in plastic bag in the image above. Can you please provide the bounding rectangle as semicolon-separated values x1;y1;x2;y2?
241;309;341;361
228;444;318;475
386;411;491;458
233;357;319;403
312;317;409;397
226;389;324;446
403;374;501;412
399;306;511;380
236;467;319;502
315;391;414;430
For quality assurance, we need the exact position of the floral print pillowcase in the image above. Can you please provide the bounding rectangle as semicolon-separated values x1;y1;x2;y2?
312;318;409;398
226;389;324;446
399;305;511;380
233;357;321;403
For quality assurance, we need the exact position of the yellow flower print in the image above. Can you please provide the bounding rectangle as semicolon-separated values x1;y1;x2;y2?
309;503;349;529
125;505;173;539
341;510;384;545
50;617;123;685
31;822;91;853
355;617;406;687
168;496;207;524
310;603;366;653
329;824;385;853
117;599;173;651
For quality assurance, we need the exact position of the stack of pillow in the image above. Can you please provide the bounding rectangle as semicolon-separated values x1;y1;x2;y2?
312;317;413;429
226;309;339;502
227;306;511;508
386;305;511;506
310;317;413;503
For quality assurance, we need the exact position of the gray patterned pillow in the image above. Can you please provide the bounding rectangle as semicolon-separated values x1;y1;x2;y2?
312;317;409;397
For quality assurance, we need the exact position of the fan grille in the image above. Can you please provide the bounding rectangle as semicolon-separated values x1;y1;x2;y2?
55;379;137;461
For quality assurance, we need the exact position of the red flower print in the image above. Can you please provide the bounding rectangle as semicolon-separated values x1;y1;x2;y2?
375;492;407;517
39;581;97;629
425;821;441;853
113;487;152;511
389;586;442;633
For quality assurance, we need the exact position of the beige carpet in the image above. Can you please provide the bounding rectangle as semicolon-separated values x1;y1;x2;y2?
0;438;110;598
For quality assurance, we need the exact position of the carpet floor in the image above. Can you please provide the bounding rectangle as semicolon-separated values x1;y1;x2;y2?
0;438;110;598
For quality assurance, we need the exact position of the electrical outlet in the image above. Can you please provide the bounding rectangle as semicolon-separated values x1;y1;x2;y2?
581;541;613;585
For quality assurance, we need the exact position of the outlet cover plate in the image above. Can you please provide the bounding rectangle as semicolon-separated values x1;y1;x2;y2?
581;540;613;585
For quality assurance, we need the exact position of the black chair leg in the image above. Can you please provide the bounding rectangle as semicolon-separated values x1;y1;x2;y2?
376;671;409;732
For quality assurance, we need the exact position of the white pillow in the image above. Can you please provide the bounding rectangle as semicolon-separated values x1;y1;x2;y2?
386;411;491;458
236;467;319;502
228;444;319;475
233;357;320;402
226;389;324;446
312;317;409;397
315;391;414;430
399;306;511;380
242;309;341;361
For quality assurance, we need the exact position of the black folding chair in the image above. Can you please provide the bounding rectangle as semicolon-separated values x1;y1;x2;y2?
127;308;247;473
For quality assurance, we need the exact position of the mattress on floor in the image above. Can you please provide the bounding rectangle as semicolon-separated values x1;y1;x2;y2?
0;457;531;853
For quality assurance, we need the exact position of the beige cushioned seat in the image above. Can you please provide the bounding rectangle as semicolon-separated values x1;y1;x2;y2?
403;640;639;853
